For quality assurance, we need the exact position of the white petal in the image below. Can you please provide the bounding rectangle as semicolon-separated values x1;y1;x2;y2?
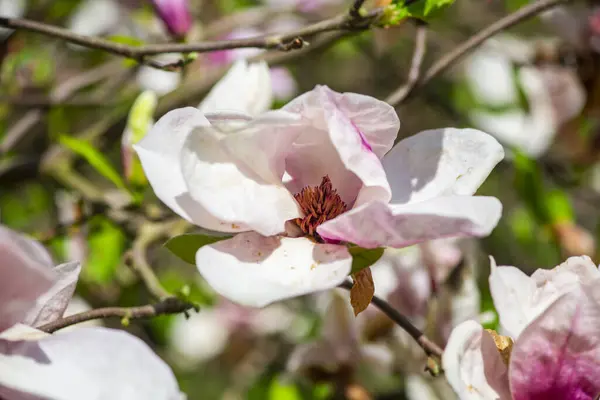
442;320;510;400
133;107;241;231
382;128;504;204
22;261;81;328
181;112;302;236
198;60;272;116
0;0;26;37
195;232;352;307
0;327;183;400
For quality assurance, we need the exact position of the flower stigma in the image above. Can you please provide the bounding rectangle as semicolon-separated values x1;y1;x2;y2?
293;175;347;242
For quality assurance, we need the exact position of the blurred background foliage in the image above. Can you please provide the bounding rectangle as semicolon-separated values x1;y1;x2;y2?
2;0;600;398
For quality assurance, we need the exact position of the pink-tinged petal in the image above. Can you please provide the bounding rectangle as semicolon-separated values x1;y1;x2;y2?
194;232;352;307
181;112;302;236
382;128;504;204
317;196;502;249
442;320;510;400
270;67;298;101
282;86;395;206
283;85;399;158
0;327;183;400
22;261;81;328
198;60;272;116
491;256;600;338
133;107;243;232
509;282;600;400
0;226;55;332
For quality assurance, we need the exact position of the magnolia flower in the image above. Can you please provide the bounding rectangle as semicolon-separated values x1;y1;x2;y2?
0;224;183;399
136;54;182;96
463;35;585;157
136;77;503;308
443;256;600;399
287;290;393;383
151;0;192;39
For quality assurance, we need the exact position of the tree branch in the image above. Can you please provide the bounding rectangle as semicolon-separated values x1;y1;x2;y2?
0;10;382;68
339;280;443;358
385;22;428;106
386;0;568;106
38;297;195;333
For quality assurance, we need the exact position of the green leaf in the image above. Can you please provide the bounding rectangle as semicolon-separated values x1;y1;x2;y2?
126;90;158;144
546;189;574;225
57;134;127;190
84;217;126;284
513;150;549;224
268;377;302;400
382;0;456;25
349;246;385;274
164;233;232;265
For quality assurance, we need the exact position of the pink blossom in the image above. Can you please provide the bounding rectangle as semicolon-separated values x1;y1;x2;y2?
443;256;600;399
135;83;504;307
151;0;192;39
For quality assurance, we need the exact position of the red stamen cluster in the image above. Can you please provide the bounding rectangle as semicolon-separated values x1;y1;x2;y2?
293;176;347;241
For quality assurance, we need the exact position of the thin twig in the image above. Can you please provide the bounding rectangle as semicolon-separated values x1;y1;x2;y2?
0;10;381;67
0;60;122;154
339;280;443;358
385;22;428;106
0;96;115;108
38;297;195;333
386;0;568;105
125;219;191;300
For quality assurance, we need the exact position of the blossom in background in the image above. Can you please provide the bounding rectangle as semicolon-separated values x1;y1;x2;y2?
287;290;393;391
206;23;300;102
135;56;504;308
168;296;295;365
443;256;600;400
67;0;121;38
136;53;183;96
0;0;27;38
262;0;345;13
462;35;585;158
0;223;183;400
151;0;192;39
361;240;483;400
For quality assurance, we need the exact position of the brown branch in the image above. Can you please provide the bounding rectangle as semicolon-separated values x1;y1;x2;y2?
385;22;428;106
0;10;381;68
339;280;443;358
38;297;195;333
386;0;568;106
0;60;123;155
0;96;115;108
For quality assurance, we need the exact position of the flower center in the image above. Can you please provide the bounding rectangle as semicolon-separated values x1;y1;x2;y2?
293;175;347;242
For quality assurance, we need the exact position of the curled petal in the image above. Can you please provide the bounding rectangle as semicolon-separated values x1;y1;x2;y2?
0;227;55;332
283;85;399;158
317;196;502;249
382;128;504;204
133;107;243;232
194;232;352;307
181;112;302;236
509;282;600;400
0;327;183;400
283;86;395;206
490;256;600;338
198;60;272;116
23;261;82;328
442;320;510;400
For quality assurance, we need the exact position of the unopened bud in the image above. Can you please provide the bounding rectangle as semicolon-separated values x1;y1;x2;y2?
122;90;157;187
151;0;192;39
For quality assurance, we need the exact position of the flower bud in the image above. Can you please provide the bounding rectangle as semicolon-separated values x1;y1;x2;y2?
122;90;158;186
151;0;192;39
